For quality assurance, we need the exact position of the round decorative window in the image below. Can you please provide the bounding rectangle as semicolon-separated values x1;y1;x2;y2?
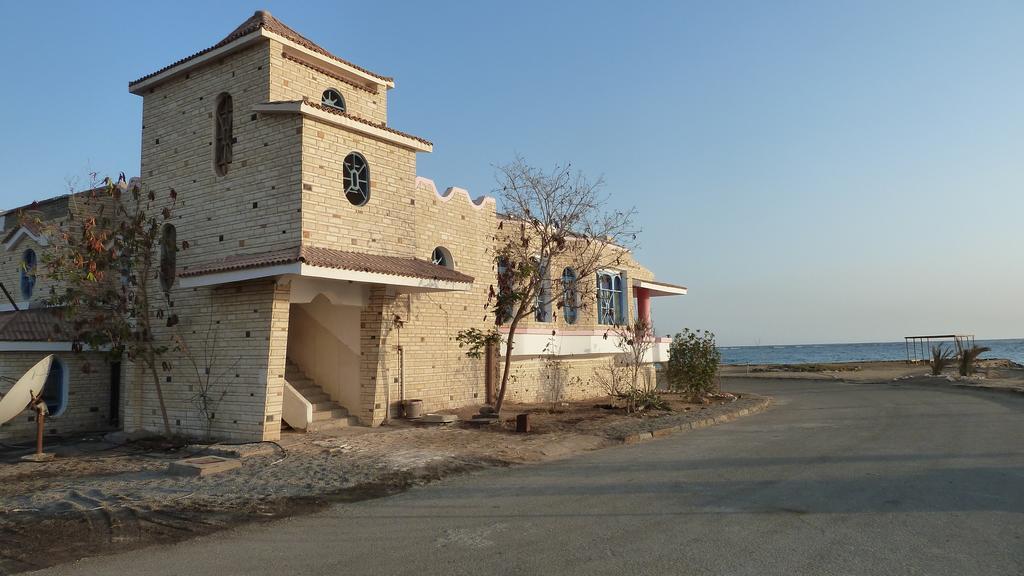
432;246;453;269
322;88;346;112
343;152;370;206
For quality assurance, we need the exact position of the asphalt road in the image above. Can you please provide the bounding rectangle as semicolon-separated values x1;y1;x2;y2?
36;379;1024;575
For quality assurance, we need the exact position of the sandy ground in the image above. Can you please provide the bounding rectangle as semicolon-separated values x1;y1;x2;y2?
0;393;763;574
720;359;1024;393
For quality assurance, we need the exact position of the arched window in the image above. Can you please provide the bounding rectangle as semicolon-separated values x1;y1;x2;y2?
495;257;512;325
214;92;234;176
534;258;551;323
596;272;622;325
42;357;68;416
20;248;37;300
561;267;578;324
321;88;346;112
612;275;624;324
343;152;370;206
159;224;177;294
431;246;453;269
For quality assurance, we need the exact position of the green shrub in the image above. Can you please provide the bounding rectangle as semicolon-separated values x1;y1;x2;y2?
666;329;721;400
930;345;955;376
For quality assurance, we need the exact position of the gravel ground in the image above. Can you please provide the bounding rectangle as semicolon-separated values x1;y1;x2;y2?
0;393;766;574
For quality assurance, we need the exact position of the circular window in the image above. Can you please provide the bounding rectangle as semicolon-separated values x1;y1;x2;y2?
343;152;370;206
431;247;453;269
322;88;346;112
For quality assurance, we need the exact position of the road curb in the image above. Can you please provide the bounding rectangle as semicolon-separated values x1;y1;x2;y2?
951;383;1024;396
621;395;772;445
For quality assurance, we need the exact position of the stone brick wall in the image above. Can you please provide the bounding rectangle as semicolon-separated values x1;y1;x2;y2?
393;180;497;418
128;39;301;441
298;117;419;257
123;279;289;441
0;190;118;311
0;234;51;309
504;355;656;405
139;40;304;272
0;352;115;442
269;40;388;124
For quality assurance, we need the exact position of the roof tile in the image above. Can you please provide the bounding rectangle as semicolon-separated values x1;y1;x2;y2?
180;245;474;284
130;10;393;88
0;308;70;342
297;99;433;146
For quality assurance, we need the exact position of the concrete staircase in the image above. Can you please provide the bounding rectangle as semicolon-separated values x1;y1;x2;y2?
284;360;358;432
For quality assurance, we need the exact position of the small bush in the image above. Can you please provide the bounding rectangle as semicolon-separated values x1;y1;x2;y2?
930;345;955;375
666;329;721;400
958;345;991;377
621;388;670;412
593;360;666;413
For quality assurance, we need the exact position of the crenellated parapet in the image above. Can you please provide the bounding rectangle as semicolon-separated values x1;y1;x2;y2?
415;177;496;211
412;176;496;279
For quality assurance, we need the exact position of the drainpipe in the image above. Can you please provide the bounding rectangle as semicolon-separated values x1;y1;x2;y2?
398;345;405;404
386;313;405;424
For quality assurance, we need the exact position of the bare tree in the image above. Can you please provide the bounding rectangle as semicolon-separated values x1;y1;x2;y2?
610;318;655;395
173;317;240;440
593;319;660;413
457;158;638;414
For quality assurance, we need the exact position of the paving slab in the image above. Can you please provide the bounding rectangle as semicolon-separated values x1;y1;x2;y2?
167;455;241;477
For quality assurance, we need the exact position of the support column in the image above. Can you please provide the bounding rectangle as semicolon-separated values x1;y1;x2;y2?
636;287;652;325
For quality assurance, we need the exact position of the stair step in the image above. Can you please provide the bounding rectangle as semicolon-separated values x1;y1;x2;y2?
306;416;359;432
283;360;356;431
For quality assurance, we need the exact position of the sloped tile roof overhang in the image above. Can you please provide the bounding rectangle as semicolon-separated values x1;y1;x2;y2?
129;10;394;94
253;99;432;152
0;308;70;342
179;246;474;292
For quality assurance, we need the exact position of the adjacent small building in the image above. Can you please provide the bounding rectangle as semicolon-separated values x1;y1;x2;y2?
0;11;685;442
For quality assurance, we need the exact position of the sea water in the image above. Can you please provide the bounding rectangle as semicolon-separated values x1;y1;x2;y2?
718;338;1024;366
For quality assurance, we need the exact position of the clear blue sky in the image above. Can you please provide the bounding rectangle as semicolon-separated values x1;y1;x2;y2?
2;1;1021;346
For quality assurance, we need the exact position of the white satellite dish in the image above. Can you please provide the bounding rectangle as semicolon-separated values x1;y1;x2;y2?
0;354;53;425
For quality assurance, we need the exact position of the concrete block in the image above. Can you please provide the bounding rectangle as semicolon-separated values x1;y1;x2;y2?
421;414;458;424
624;432;653;444
167;455;242;477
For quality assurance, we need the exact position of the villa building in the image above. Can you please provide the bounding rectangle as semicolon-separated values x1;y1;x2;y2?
0;11;685;442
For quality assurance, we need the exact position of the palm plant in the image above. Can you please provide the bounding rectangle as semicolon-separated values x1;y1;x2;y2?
958;345;991;377
930;345;955;376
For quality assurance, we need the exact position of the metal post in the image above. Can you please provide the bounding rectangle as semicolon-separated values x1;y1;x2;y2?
0;282;18;310
35;409;44;457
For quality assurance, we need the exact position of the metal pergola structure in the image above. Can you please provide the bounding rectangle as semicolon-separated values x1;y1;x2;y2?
905;334;976;364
